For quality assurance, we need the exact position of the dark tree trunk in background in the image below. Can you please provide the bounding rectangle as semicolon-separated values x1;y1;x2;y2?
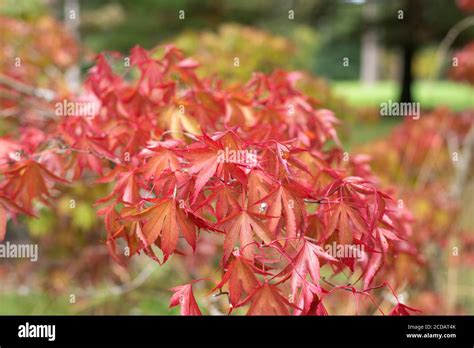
398;0;421;104
399;43;414;104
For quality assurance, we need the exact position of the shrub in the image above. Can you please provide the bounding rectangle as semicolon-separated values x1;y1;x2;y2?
0;46;418;315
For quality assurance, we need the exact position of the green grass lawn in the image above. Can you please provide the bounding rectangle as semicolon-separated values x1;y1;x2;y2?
332;80;474;111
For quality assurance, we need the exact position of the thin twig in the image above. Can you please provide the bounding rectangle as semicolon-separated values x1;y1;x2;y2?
0;74;56;102
436;16;474;79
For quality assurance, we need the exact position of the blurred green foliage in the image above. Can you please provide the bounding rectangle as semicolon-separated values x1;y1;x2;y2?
0;0;46;19
171;24;297;82
413;46;439;80
169;23;356;135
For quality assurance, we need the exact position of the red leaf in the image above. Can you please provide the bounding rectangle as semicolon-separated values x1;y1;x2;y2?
214;209;273;261
294;282;328;316
238;282;293;315
133;198;198;256
169;283;202;315
326;201;367;244
2;160;68;211
255;183;307;238
281;239;337;295
213;254;263;307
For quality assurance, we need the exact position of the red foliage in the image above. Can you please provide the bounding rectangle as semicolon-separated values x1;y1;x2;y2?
0;45;420;315
357;108;474;313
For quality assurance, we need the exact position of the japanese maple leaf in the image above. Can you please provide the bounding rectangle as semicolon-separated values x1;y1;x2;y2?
107;203;171;264
98;203;129;265
97;168;141;204
253;181;308;238
133;198;198;256
113;171;141;204
214;208;274;261
184;131;247;202
362;226;401;287
192;182;241;221
213;254;263;307
252;141;293;178
140;140;182;181
150;170;196;200
169;283;202;316
363;252;383;288
157;105;202;141
185;141;223;202
280;239;337;295
294;282;328;316
246;169;274;208
325;201;368;245
130;46;164;97
2;160;68;211
224;95;256;127
369;190;388;231
143;148;180;180
102;204;150;265
68;135;118;177
389;303;421;316
310;109;341;147
306;294;328;316
237;282;293;315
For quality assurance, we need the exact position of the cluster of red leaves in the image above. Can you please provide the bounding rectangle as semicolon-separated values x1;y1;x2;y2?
0;45;419;315
450;42;474;85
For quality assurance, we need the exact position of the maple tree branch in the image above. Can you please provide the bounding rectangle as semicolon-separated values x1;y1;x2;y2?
212;288;230;309
436;16;474;78
0;105;19;118
68;146;122;165
304;197;329;204
158;130;199;141
213;289;229;297
0;74;56;102
0;89;57;119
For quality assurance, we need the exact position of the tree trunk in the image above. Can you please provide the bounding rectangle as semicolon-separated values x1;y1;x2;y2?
360;2;379;85
399;43;414;104
399;0;421;104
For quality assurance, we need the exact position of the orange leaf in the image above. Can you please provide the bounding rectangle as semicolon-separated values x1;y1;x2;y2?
169;283;202;316
134;198;197;256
